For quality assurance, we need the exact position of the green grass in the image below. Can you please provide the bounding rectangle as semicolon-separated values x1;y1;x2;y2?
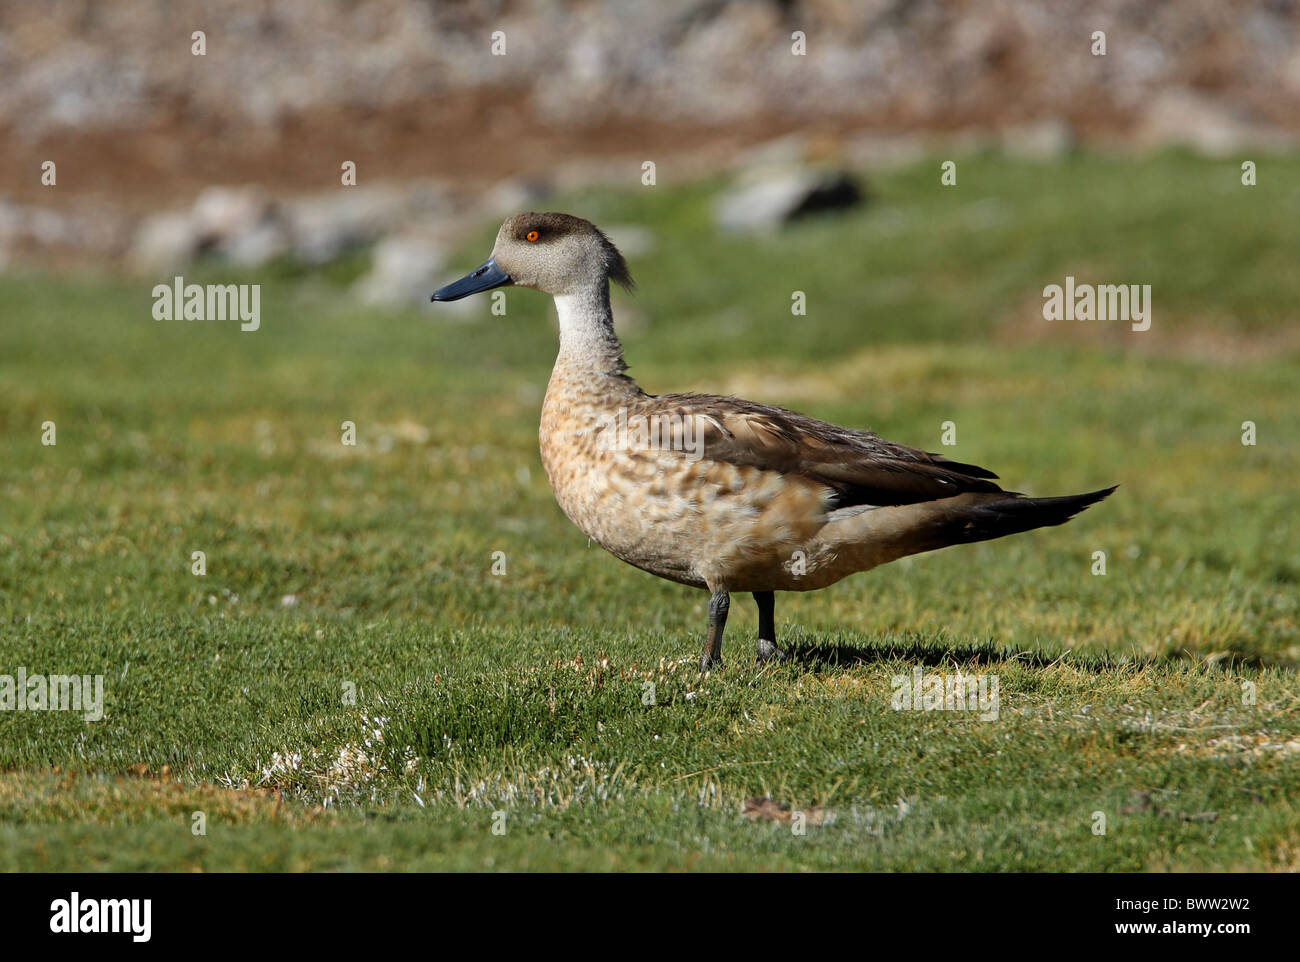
1;151;1298;871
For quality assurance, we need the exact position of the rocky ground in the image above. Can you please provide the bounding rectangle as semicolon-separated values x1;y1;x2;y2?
2;0;1297;289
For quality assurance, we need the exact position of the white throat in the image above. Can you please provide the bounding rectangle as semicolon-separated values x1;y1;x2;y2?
553;284;626;373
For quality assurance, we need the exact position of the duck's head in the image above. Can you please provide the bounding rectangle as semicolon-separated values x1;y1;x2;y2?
432;212;633;302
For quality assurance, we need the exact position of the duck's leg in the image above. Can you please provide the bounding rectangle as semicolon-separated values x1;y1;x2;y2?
753;590;788;663
699;589;730;671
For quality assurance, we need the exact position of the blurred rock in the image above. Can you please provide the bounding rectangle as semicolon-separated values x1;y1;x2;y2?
128;186;283;269
1135;90;1294;156
190;186;289;266
6;1;1300;274
0;198;19;246
224;219;291;267
714;166;864;233
127;181;454;272
352;231;446;308
3;1;1299;147
129;211;197;271
1001;118;1075;161
0;195;129;259
191;187;271;246
283;182;451;264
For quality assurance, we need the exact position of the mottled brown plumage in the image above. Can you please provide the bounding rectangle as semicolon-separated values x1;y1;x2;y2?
433;212;1115;670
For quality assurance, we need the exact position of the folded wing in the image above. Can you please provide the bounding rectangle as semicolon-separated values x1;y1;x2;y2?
643;392;1006;509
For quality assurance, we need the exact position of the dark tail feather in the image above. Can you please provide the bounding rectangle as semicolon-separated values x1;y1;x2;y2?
956;485;1118;544
927;453;1000;480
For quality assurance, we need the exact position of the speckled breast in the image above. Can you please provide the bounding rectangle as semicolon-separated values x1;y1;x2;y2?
538;369;836;591
539;379;697;585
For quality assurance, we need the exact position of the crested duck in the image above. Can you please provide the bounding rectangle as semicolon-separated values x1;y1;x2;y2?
433;212;1115;671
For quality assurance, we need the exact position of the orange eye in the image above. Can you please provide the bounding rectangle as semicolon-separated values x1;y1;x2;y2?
525;230;540;242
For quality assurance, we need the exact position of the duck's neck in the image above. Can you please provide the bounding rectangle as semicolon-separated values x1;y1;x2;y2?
553;282;630;378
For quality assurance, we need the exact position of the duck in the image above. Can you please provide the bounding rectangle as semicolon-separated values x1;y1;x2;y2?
433;212;1115;671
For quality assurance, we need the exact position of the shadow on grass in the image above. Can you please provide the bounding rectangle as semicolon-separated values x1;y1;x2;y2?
779;636;1280;672
782;637;1157;673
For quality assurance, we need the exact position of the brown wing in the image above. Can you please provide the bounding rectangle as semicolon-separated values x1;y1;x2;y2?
640;392;1006;508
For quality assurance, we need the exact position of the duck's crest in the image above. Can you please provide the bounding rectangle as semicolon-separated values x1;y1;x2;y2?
597;226;635;293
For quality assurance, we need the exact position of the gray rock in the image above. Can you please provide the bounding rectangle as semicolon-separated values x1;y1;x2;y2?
714;166;863;233
1000;118;1075;161
126;181;458;272
352;231;447;308
284;183;451;264
1136;90;1294;156
0;197;129;262
128;211;198;271
222;219;291;267
191;186;275;248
